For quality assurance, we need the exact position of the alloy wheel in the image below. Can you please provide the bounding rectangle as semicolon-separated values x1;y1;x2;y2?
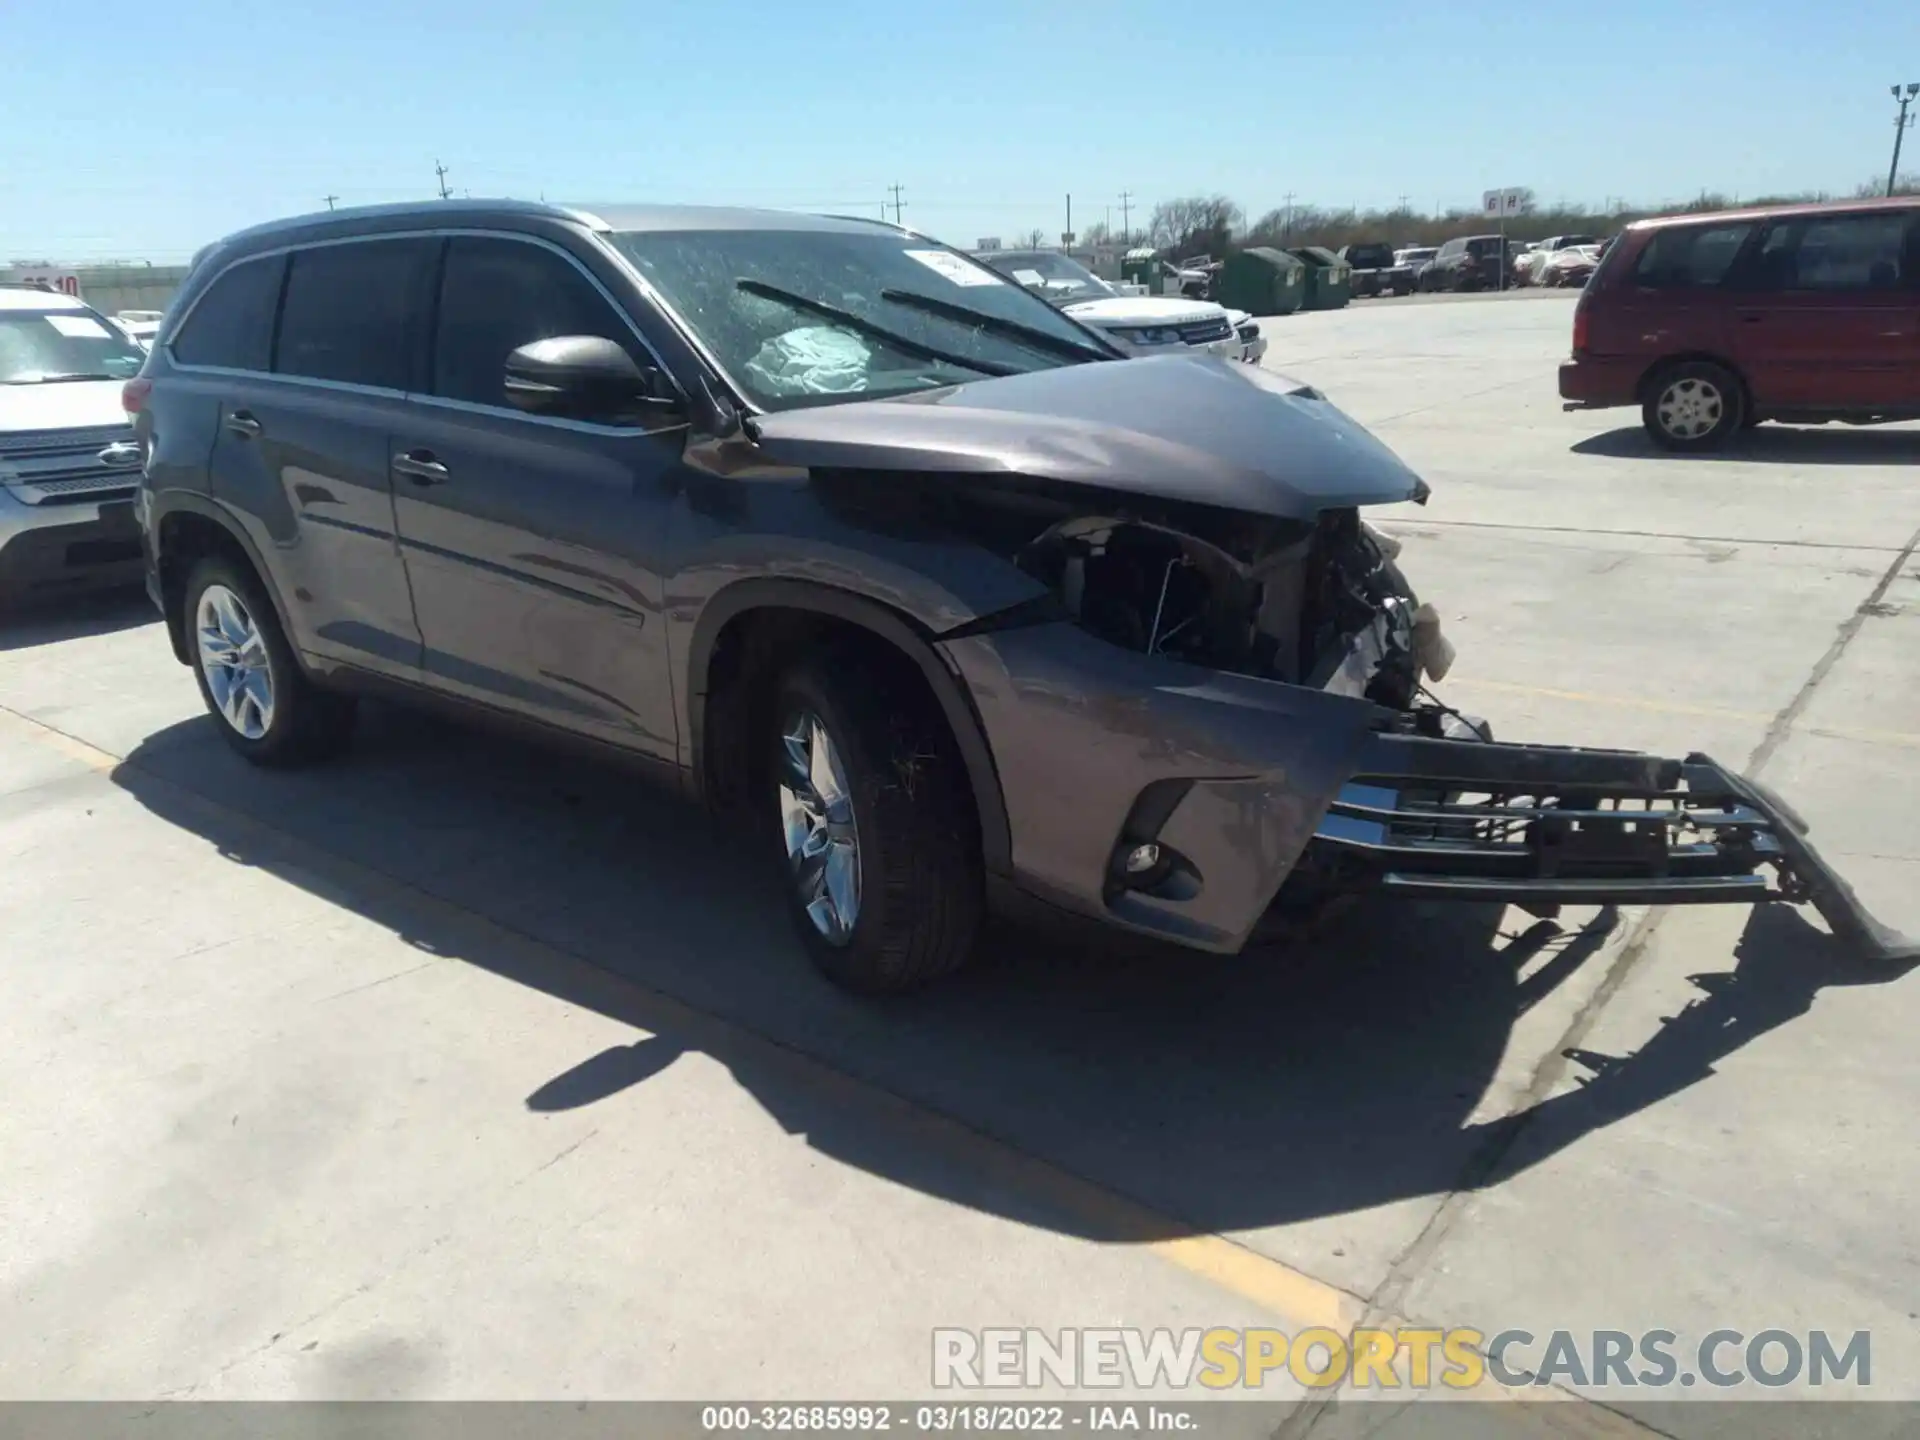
778;710;862;945
195;584;275;740
1656;377;1724;440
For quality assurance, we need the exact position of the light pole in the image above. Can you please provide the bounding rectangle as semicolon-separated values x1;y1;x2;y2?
1891;83;1919;197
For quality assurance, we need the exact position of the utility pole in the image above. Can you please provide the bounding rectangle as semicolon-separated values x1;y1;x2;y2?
1065;193;1072;246
887;183;906;225
435;160;452;200
323;194;338;211
1396;194;1409;213
1890;83;1919;196
1119;191;1133;245
1282;192;1296;240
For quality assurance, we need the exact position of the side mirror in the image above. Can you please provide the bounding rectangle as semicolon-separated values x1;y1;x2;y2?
503;335;684;427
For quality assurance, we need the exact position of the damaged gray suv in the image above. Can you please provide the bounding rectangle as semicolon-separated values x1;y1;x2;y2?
130;202;1913;991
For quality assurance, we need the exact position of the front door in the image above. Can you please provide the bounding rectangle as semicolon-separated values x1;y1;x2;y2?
390;233;685;759
1733;209;1920;412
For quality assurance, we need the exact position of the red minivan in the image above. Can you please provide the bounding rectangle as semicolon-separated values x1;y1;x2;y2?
1559;197;1920;451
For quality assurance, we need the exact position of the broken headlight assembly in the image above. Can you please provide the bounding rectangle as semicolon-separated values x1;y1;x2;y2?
1014;505;1454;711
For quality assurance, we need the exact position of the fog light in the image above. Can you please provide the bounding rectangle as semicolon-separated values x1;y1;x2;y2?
1123;843;1162;875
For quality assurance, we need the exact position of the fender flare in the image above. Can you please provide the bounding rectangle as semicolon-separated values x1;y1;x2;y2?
148;490;297;667
686;577;1011;875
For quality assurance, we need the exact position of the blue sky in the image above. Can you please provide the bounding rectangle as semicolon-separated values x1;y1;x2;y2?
4;0;1915;262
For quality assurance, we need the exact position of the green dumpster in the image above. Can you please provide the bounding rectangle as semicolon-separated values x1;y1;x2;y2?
1216;247;1306;316
1121;247;1161;290
1286;246;1354;310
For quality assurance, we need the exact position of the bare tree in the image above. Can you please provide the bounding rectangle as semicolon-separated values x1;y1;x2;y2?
1080;220;1112;246
1018;227;1048;249
1147;196;1243;258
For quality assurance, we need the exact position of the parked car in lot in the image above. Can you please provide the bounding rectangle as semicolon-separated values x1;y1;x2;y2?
114;310;166;348
0;284;150;606
1338;242;1415;298
1560;197;1920;450
975;248;1247;361
129;200;1912;992
1520;234;1602;287
1420;235;1506;291
1509;242;1542;287
1394;246;1438;287
1539;244;1602;288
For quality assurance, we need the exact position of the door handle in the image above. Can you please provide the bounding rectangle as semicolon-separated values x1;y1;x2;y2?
225;411;262;438
392;449;449;486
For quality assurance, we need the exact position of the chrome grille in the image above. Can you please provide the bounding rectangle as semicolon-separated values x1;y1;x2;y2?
0;423;140;505
1177;316;1234;345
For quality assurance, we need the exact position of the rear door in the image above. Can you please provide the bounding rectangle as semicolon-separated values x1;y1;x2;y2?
1600;219;1757;370
389;232;686;759
1730;209;1920;412
197;237;435;675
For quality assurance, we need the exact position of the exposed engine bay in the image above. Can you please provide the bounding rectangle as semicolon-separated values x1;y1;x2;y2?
1014;507;1455;710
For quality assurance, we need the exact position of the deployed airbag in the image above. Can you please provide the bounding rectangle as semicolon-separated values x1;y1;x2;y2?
745;326;872;397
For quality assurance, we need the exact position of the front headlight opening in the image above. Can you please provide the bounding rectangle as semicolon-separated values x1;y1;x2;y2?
1119;327;1182;346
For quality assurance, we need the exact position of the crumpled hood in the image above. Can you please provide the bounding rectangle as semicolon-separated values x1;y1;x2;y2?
749;353;1429;520
0;380;128;434
1059;295;1226;329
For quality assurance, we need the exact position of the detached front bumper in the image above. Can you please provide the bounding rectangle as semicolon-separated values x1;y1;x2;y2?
1313;735;1916;963
942;622;1914;963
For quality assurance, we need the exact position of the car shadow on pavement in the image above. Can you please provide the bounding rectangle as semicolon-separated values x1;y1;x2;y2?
1572;425;1920;465
0;585;155;651
109;706;1915;1249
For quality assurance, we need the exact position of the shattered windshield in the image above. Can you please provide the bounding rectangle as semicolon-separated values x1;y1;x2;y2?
611;228;1107;411
0;309;147;384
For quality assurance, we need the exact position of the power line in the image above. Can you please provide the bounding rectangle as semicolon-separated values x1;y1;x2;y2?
887;183;906;225
435;160;452;200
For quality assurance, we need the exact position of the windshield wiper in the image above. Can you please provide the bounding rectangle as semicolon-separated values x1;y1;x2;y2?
735;279;1015;378
880;288;1118;363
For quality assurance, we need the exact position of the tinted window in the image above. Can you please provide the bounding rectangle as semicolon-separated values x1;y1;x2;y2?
1631;223;1754;289
1437;239;1462;258
430;236;641;408
1345;245;1393;268
1750;213;1913;292
274;239;434;389
171;254;284;371
1465;238;1501;257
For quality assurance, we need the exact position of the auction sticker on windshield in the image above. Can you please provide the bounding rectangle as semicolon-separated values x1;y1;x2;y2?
45;314;112;339
904;250;1004;286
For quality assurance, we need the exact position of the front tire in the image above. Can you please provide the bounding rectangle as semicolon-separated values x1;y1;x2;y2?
184;555;356;766
769;653;982;993
1642;361;1744;452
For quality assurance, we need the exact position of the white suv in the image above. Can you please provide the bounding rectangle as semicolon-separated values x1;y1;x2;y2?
974;249;1255;363
0;285;150;606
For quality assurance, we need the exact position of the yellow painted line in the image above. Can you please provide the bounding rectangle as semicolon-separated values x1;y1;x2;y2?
1449;676;1920;751
0;707;120;771
0;701;1654;1431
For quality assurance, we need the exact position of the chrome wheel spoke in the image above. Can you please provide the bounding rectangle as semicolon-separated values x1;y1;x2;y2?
195;584;276;741
777;708;862;947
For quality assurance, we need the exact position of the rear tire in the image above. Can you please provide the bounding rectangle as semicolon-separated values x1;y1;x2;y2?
769;651;982;994
183;555;357;766
1642;360;1744;452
